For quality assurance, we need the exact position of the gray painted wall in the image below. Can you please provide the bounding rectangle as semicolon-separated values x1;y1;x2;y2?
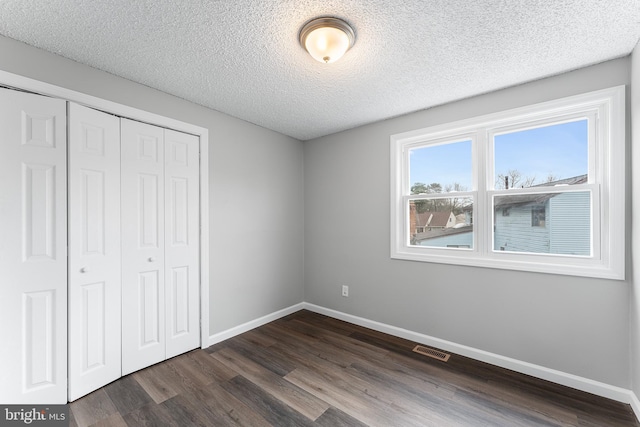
0;36;305;335
631;42;640;402
304;57;631;387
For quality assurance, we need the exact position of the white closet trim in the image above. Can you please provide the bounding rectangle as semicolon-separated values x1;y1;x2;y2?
0;70;211;349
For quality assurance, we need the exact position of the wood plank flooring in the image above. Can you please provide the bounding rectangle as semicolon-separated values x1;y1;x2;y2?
69;310;640;426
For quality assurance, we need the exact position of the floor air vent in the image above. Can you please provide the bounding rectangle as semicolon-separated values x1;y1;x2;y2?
412;345;450;362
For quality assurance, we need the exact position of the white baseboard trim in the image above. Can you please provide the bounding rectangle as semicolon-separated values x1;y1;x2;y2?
631;390;640;423
207;302;304;346
303;303;634;406
204;301;639;421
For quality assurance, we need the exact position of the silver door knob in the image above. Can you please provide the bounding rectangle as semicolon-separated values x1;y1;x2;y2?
80;267;89;273
148;257;156;262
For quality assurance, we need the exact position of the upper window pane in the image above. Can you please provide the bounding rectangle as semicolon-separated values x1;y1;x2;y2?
493;120;588;189
409;139;472;194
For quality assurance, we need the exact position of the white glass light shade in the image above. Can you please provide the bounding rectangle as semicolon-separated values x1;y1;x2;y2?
299;17;355;64
304;26;349;63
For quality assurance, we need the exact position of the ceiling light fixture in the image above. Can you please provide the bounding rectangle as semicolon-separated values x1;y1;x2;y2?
299;17;355;64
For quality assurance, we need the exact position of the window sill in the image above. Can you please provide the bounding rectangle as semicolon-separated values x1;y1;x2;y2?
390;249;624;280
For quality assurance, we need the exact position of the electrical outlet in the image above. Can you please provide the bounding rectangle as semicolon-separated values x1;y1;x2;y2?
342;285;349;297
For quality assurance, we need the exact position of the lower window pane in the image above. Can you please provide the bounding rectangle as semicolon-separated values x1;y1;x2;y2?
409;198;473;249
493;191;591;256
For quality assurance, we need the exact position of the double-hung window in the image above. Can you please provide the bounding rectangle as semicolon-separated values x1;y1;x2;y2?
390;86;625;279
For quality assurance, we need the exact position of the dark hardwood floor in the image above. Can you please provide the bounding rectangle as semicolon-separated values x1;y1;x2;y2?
69;310;640;426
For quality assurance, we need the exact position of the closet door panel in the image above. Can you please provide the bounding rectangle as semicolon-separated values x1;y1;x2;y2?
121;119;165;375
68;103;121;401
164;130;200;358
0;88;67;403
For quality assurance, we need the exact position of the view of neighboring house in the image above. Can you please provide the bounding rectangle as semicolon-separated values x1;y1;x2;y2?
415;210;456;232
410;174;591;255
494;174;590;255
414;225;474;248
409;203;473;248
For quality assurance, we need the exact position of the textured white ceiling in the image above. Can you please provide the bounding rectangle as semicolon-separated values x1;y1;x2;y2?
0;1;639;140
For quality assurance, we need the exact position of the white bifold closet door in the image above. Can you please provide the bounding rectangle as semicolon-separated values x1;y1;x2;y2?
67;103;121;401
121;119;200;376
0;88;68;403
163;128;200;359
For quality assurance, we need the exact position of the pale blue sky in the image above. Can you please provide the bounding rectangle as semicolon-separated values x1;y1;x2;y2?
409;120;588;191
410;139;473;190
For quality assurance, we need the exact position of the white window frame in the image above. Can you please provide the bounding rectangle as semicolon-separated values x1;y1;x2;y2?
390;86;625;280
